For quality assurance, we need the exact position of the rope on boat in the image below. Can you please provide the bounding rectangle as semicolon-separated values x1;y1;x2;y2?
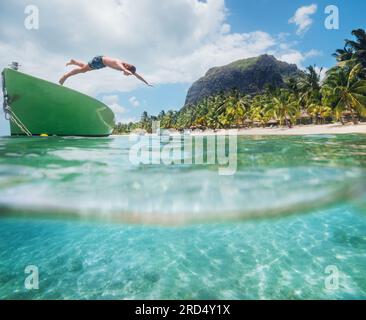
1;70;32;136
6;108;32;136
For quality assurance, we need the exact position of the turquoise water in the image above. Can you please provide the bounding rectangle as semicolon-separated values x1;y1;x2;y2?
0;134;366;299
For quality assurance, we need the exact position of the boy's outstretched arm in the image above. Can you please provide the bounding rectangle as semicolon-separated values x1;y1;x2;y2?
134;73;154;87
117;62;133;76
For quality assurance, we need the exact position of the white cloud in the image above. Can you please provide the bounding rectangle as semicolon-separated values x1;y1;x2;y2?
120;117;138;124
102;95;119;106
102;95;127;123
279;49;322;69
289;4;318;35
0;0;321;98
129;96;140;107
109;103;126;115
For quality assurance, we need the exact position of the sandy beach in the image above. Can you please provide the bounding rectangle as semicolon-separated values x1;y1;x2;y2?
189;123;366;136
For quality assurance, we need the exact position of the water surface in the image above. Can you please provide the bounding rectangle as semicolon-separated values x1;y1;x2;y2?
0;134;365;299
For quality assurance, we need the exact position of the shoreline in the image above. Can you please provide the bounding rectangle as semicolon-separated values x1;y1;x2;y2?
114;123;366;137
192;123;366;136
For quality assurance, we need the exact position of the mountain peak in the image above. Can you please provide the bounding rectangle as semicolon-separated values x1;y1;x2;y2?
185;55;301;106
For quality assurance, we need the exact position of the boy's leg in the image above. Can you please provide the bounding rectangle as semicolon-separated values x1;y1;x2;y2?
66;59;87;67
59;65;92;85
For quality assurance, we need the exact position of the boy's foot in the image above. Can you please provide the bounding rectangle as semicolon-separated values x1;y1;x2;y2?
66;59;76;67
59;77;66;85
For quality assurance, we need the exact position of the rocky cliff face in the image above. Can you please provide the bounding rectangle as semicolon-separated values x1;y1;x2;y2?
184;55;301;106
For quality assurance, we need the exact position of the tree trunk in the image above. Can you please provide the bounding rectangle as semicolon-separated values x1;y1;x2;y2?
350;108;358;125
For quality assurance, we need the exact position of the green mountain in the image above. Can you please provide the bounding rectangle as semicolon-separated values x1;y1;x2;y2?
184;54;302;106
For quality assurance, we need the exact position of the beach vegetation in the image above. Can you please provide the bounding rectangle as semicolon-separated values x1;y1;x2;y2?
114;29;366;134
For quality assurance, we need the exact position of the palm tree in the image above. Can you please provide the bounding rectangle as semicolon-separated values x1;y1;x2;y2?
333;46;354;63
158;110;166;121
266;90;299;127
323;64;366;123
298;65;322;109
308;103;332;124
140;111;152;131
334;29;366;78
216;91;249;128
179;106;196;129
248;106;263;125
237;95;252;126
286;77;301;98
221;98;246;128
160;110;176;129
204;94;228;129
345;29;366;67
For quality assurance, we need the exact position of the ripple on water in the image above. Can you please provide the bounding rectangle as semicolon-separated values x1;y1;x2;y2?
0;135;366;299
0;206;366;299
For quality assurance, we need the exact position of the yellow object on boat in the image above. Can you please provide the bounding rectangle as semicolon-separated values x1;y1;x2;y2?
40;134;48;137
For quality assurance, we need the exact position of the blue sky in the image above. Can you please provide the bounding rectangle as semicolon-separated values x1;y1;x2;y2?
0;0;365;135
103;0;365;122
226;0;365;67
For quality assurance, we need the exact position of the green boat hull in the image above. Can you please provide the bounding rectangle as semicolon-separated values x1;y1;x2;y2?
2;68;115;136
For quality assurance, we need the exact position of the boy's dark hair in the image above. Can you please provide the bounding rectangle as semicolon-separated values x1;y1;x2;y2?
124;63;136;74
